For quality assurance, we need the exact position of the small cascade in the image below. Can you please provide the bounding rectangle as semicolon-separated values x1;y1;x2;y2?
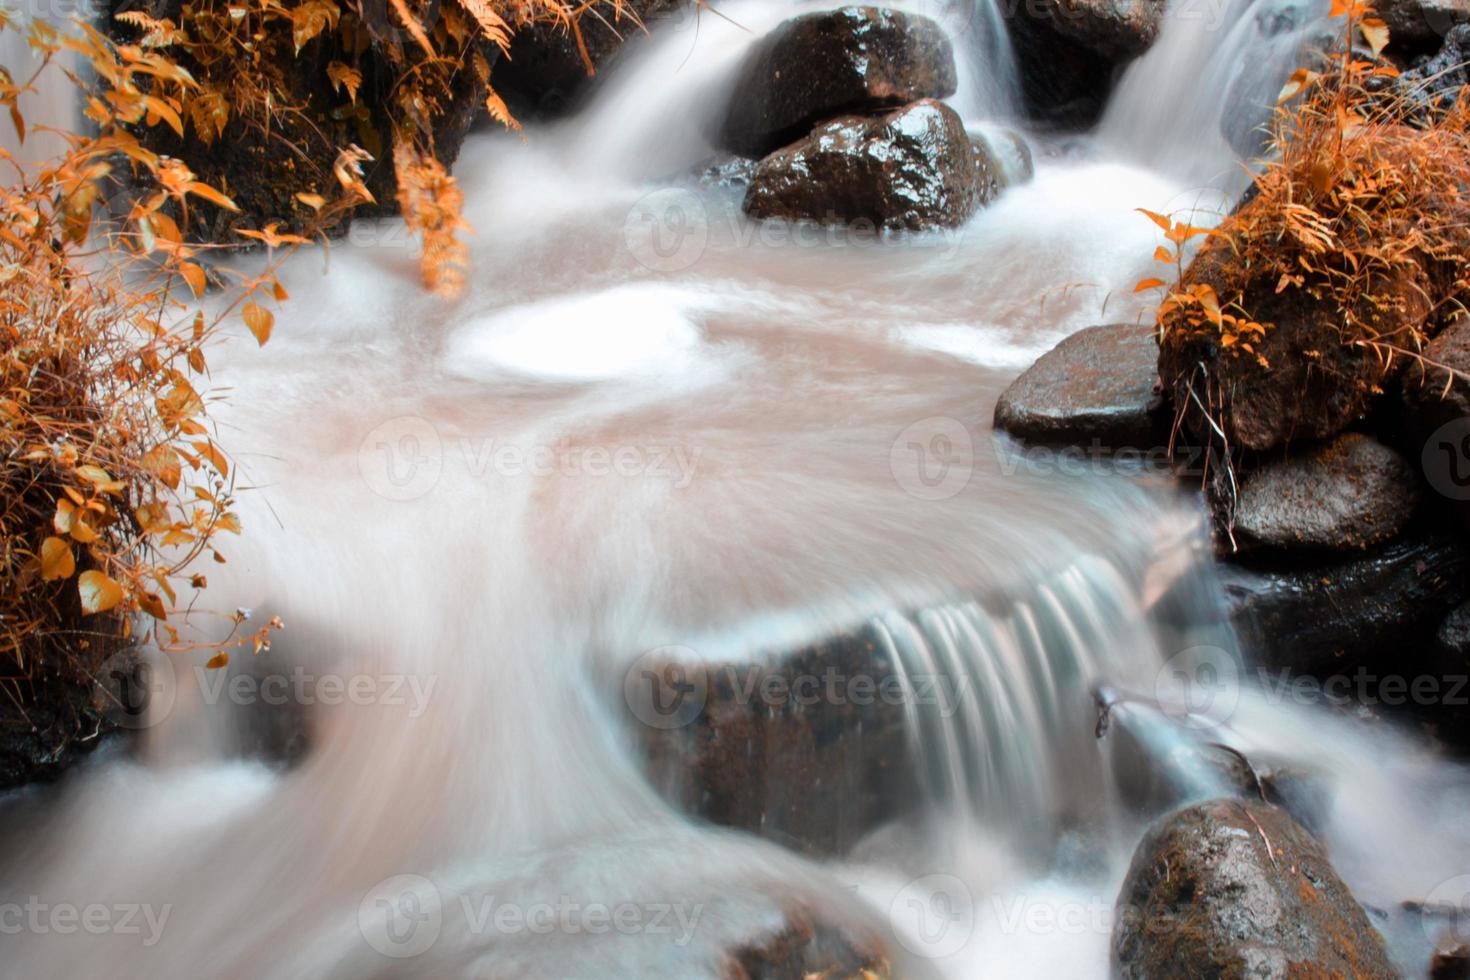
1099;0;1333;191
562;0;1021;181
4;2;1470;978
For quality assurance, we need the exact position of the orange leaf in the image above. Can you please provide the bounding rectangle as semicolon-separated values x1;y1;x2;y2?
179;262;206;298
137;591;168;620
205;651;230;669
40;536;74;581
78;570;125;615
1136;208;1172;232
243;302;273;346
1134;278;1167;292
1359;17;1389;56
186;181;239;212
144;445;182;488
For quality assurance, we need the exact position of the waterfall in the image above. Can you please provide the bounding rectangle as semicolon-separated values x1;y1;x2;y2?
1099;0;1334;191
2;2;1469;978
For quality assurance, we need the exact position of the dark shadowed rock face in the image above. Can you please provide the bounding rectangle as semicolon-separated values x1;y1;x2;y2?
1233;433;1420;553
1113;799;1395;980
1396;24;1470;119
1004;0;1167;124
1378;0;1470;55
0;669;115;790
491;0;684;116
1222;533;1470;675
742;100;995;231
719;7;957;159
1402;313;1470;533
993;324;1166;448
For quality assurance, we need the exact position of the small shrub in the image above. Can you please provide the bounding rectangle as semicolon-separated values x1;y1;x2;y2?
0;13;280;742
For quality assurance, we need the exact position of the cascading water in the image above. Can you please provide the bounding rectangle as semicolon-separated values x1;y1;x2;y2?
4;1;1470;978
1100;0;1335;190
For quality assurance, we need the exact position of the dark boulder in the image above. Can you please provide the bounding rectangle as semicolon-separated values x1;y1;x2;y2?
628;624;918;856
1396;23;1470;120
1379;0;1470;56
1113;799;1395;979
718;7;957;159
742;100;996;231
1221;532;1470;676
1003;0;1167;125
1432;944;1470;980
993;323;1167;448
0;668;116;790
1233;433;1420;553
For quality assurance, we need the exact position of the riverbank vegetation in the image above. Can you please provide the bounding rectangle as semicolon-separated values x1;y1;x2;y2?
1148;0;1470;529
108;0;624;294
0;14;285;773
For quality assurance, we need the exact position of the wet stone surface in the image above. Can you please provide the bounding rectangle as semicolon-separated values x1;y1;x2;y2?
718;6;957;159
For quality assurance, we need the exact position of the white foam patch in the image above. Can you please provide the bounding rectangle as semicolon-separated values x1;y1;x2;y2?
443;283;705;382
896;323;1058;370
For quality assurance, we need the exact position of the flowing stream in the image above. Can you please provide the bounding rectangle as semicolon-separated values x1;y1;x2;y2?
4;1;1470;977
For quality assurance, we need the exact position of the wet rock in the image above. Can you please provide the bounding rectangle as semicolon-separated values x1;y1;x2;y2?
630;625;919;856
1233;433;1420;553
742;100;996;231
1432;944;1470;980
1429;602;1470;745
492;0;684;116
699;156;759;190
1004;0;1167;125
1221;532;1470;675
1436;600;1470;660
1379;0;1470;55
993;324;1167;448
718;7;957;159
725;906;894;979
1112;799;1395;979
1396;24;1470;120
972;126;1036;187
0;668;117;790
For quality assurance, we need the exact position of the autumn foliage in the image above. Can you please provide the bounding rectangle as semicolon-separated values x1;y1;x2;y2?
1144;0;1470;485
0;14;283;738
109;0;624;294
